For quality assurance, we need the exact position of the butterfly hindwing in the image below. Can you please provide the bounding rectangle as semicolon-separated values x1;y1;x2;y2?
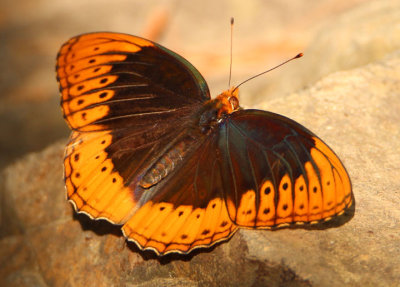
122;132;238;255
64;130;139;223
217;109;353;228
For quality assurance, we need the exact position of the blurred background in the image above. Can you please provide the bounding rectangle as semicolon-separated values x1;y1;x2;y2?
1;0;399;169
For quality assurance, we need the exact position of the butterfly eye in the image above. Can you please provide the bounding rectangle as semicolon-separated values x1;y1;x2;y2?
228;96;239;111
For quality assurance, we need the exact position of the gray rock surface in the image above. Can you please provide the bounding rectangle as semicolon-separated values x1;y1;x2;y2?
253;0;400;105
1;51;399;286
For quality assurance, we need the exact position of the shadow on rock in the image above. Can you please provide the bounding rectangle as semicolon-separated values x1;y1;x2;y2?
72;207;228;262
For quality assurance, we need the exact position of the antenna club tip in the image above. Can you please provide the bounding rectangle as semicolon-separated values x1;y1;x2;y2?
230;17;234;25
295;53;303;58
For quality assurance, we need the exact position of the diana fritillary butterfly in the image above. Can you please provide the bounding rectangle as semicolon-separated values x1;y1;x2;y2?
56;32;354;255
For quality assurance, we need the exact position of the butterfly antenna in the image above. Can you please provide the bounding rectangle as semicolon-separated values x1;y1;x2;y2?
232;52;303;93
228;17;234;88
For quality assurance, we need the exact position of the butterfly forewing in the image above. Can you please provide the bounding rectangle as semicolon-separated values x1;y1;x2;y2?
57;32;210;132
218;110;353;228
57;32;211;226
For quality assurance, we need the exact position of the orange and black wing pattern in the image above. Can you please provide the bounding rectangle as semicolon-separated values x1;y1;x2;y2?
122;132;237;254
56;32;210;224
57;32;210;132
217;110;353;229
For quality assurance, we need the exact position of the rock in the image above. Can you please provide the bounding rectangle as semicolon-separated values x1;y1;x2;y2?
1;51;399;286
0;144;310;286
246;0;400;104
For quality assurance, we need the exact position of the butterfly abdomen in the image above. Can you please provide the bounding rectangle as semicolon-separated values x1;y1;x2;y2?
139;136;194;189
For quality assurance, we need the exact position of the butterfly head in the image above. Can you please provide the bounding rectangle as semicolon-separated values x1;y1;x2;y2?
198;87;240;133
215;87;240;117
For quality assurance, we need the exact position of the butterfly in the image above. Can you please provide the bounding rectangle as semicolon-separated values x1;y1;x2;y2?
56;32;354;256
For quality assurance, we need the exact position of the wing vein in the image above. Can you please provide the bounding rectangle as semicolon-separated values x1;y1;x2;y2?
225;122;238;223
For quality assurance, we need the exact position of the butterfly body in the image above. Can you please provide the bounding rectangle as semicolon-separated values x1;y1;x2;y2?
57;32;353;255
